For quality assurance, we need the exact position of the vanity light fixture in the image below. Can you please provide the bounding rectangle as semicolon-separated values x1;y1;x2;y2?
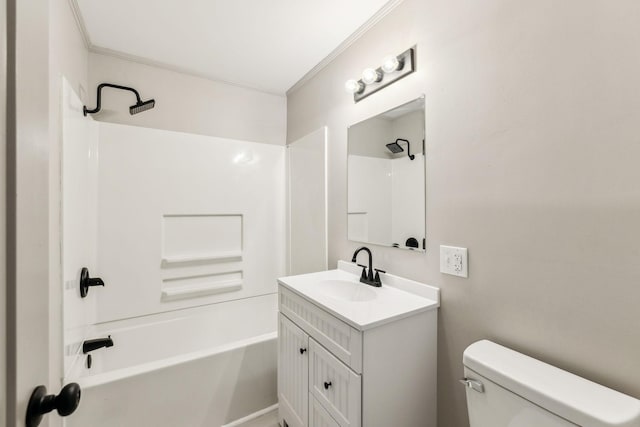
344;46;416;103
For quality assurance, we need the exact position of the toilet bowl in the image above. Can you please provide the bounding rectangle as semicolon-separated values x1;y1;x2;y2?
462;340;640;427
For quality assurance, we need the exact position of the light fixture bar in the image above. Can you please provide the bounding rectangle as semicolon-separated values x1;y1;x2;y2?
352;47;416;103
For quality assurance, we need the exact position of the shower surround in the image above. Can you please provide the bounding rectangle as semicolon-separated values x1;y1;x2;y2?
61;79;285;426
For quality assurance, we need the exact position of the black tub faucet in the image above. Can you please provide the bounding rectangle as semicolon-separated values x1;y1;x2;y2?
82;336;114;354
351;247;382;287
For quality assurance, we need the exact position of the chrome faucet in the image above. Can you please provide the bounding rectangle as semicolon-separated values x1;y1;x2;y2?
351;247;384;287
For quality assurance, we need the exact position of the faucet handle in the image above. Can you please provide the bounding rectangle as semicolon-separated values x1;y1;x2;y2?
374;269;386;285
80;267;105;298
357;264;370;280
357;264;368;280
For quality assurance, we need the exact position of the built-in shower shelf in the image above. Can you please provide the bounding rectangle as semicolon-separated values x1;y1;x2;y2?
161;279;243;301
161;251;243;266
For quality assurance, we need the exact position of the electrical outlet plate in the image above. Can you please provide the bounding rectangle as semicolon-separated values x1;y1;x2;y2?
440;245;468;278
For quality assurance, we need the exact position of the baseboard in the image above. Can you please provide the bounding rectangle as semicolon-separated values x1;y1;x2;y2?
221;403;279;427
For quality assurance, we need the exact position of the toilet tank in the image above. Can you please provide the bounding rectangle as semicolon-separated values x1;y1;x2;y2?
462;340;640;427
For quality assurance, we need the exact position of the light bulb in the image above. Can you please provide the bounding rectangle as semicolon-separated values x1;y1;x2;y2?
345;79;364;94
381;55;402;73
361;68;382;84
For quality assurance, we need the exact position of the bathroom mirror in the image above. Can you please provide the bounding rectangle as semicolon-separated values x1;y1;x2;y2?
347;96;426;251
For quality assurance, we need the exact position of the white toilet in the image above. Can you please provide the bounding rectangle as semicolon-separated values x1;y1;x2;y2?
462;340;640;427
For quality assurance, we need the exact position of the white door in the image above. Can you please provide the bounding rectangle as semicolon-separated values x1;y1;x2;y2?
6;2;74;426
278;314;309;427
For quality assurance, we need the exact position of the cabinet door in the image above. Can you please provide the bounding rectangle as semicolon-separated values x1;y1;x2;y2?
309;339;361;427
279;313;309;427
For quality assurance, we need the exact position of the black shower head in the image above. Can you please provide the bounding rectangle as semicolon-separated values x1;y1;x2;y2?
386;138;415;160
83;83;156;116
386;141;404;154
130;99;155;115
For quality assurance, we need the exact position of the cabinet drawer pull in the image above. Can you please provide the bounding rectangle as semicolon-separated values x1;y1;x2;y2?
323;381;332;390
299;348;307;354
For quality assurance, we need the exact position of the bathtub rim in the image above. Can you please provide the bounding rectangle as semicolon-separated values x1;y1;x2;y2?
72;331;277;389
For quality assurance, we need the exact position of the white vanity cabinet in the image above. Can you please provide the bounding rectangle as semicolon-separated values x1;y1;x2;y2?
277;262;440;427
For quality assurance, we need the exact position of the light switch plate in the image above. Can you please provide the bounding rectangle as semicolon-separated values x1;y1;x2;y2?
440;245;468;278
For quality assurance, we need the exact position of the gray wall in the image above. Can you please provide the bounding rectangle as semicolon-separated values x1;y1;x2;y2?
88;53;287;145
286;1;640;426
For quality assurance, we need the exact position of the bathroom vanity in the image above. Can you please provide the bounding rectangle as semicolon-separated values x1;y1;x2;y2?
277;261;440;427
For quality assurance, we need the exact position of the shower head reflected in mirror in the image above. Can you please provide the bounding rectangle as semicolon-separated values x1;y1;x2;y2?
83;83;155;116
386;138;415;160
385;141;404;153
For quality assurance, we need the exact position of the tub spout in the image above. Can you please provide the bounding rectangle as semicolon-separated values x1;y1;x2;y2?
82;336;114;354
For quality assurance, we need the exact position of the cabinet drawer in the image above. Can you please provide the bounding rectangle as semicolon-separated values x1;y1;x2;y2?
310;394;340;427
309;339;361;427
279;286;362;373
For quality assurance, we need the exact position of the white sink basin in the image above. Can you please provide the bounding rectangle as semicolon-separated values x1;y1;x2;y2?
278;261;440;330
317;279;377;302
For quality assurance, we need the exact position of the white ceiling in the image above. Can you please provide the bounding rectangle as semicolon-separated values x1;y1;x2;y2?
74;0;396;95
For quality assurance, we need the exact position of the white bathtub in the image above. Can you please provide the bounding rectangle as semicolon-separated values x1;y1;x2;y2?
65;294;278;427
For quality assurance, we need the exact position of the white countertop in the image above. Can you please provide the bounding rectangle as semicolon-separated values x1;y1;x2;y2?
277;261;440;331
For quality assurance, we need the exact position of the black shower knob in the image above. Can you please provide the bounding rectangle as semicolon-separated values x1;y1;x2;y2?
80;267;105;298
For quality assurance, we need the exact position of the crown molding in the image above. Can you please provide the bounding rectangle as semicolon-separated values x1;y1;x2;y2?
285;0;405;96
68;0;91;49
87;45;285;96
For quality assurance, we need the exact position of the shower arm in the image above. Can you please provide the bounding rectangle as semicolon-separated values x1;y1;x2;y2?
396;138;415;160
83;83;143;116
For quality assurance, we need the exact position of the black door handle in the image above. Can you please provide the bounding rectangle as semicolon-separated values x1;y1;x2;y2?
80;267;104;298
323;381;332;390
299;348;307;354
26;383;81;427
